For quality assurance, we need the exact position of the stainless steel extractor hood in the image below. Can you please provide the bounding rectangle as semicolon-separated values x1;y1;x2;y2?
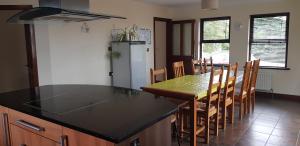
7;0;126;24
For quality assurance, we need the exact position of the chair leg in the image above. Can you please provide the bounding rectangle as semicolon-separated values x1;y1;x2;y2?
247;95;251;114
179;109;183;139
172;123;176;137
183;111;187;129
239;102;243;120
228;103;234;124
221;105;226;129
173;122;181;146
204;117;210;144
214;113;219;136
244;98;248;115
252;92;256;112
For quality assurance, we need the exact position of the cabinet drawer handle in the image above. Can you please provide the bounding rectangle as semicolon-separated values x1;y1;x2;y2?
16;120;45;132
60;135;67;146
3;113;11;146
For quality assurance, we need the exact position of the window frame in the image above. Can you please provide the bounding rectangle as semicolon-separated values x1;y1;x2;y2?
249;12;290;70
200;16;231;65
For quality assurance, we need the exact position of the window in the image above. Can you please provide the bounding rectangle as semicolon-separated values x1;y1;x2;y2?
249;13;290;69
200;17;231;64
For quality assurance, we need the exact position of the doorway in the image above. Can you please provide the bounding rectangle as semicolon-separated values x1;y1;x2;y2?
0;5;39;93
153;17;172;78
170;20;196;75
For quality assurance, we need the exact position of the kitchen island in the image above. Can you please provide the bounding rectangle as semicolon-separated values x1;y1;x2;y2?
0;85;177;146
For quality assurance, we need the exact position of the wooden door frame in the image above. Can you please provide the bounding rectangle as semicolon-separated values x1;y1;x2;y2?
0;5;39;88
153;17;172;69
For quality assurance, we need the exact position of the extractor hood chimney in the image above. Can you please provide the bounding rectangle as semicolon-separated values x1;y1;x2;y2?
7;0;126;24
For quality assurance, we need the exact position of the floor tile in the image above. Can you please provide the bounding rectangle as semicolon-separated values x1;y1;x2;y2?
253;119;277;128
267;135;298;146
249;125;274;134
236;139;266;146
241;131;270;143
271;128;299;138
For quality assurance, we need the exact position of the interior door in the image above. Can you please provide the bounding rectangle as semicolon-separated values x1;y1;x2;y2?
154;20;167;69
168;20;195;77
154;17;172;79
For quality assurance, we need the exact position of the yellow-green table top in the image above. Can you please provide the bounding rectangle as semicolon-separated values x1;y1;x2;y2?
146;71;243;100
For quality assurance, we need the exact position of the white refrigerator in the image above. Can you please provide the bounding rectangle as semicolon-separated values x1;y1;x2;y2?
111;41;148;90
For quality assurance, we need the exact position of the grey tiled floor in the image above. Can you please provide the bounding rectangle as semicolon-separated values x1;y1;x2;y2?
172;96;300;146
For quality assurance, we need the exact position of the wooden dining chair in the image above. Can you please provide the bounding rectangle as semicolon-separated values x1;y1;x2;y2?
150;67;167;84
191;59;204;75
150;67;181;145
181;66;224;144
220;63;238;129
235;61;252;120
173;61;185;78
248;59;260;113
203;57;213;73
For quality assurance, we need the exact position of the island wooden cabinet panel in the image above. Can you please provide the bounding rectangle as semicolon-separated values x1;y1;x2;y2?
10;124;60;146
0;106;9;146
63;128;114;146
117;116;171;146
8;109;63;143
63;116;172;146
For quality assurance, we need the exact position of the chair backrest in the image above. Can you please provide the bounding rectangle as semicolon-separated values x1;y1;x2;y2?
191;59;204;75
173;61;185;78
223;63;239;100
249;59;260;92
239;61;252;97
204;57;213;73
150;67;168;84
205;66;224;111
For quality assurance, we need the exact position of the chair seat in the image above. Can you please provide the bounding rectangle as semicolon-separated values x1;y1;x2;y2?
182;102;217;117
235;88;247;97
234;94;247;101
250;87;255;93
171;114;176;123
220;96;233;106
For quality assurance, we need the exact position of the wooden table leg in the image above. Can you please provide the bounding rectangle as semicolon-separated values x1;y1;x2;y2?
189;99;197;146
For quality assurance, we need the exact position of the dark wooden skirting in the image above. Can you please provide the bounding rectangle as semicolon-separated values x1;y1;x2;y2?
256;91;300;102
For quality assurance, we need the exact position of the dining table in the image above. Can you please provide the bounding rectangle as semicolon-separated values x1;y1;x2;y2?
141;70;244;146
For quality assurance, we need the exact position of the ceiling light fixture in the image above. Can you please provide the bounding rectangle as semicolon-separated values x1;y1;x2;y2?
201;0;219;10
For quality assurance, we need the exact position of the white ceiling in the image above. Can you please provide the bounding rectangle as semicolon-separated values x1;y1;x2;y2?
141;0;286;6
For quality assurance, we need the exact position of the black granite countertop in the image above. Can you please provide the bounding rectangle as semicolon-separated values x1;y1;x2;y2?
0;85;177;143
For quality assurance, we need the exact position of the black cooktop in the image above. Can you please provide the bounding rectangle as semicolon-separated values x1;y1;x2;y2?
0;85;177;143
24;87;116;115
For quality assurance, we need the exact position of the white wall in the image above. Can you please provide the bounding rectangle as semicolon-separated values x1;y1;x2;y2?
47;0;172;85
170;0;300;96
35;24;52;85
